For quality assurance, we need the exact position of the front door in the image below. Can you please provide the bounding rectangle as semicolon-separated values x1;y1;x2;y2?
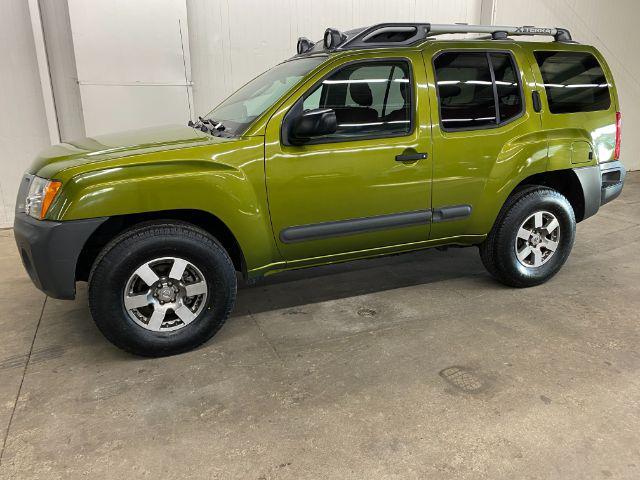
265;52;432;263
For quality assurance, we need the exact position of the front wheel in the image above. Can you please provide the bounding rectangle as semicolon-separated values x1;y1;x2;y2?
88;222;237;357
479;187;576;288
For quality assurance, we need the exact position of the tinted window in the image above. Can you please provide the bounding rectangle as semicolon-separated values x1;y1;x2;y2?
302;60;412;139
534;51;611;114
491;53;522;123
434;52;497;129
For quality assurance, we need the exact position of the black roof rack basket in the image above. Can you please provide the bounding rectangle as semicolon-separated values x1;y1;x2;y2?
301;23;574;53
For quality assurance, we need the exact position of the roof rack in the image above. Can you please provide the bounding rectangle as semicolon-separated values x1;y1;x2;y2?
426;23;573;42
296;23;574;54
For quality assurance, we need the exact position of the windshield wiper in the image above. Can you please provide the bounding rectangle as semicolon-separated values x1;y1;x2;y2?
188;116;226;135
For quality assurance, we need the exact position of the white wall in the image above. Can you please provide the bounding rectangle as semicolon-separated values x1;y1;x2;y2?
1;0;638;226
187;0;483;116
67;0;193;136
0;0;51;228
491;0;640;170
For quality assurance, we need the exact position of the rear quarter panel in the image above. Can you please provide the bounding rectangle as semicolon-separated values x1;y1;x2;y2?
522;42;619;169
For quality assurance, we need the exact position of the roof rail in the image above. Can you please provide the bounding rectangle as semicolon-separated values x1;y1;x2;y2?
297;23;574;54
426;24;573;42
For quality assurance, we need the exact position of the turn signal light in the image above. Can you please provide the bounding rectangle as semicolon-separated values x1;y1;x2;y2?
26;177;62;220
41;181;62;219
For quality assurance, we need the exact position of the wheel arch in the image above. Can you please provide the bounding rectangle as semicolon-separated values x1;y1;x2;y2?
511;169;586;222
76;209;246;282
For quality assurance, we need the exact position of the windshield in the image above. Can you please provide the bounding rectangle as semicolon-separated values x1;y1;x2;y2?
205;56;326;135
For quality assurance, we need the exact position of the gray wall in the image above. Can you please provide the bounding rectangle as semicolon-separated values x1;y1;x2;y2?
39;0;85;141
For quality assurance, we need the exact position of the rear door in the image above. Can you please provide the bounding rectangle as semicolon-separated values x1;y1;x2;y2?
423;44;543;239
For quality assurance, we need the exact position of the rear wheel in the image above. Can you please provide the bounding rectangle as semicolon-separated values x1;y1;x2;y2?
479;187;576;287
88;222;237;356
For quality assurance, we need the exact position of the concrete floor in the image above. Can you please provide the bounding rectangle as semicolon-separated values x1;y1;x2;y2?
0;173;639;480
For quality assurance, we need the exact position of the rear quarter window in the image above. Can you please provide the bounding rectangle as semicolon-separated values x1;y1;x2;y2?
534;51;611;114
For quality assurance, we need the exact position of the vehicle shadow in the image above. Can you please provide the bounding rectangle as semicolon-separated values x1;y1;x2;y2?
233;246;495;316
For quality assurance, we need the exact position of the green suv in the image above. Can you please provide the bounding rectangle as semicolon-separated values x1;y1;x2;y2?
14;23;626;356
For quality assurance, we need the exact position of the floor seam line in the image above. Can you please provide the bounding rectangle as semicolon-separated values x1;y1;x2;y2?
0;296;48;468
247;308;285;366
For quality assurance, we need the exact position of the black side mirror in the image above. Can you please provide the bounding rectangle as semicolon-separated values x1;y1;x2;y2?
290;108;337;145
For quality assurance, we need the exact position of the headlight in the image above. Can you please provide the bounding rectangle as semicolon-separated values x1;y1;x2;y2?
25;176;62;220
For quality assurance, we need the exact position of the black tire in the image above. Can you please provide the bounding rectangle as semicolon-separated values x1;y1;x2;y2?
479;187;576;288
88;222;237;357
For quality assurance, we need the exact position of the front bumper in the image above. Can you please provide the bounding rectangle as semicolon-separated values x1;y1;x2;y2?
573;160;626;221
13;213;107;299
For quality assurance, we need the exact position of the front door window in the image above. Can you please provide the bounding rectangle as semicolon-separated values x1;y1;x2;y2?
300;60;413;142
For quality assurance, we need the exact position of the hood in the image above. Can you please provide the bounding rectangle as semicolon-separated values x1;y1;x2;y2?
30;124;237;178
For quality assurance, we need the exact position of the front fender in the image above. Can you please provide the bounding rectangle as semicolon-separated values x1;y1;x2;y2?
47;138;279;274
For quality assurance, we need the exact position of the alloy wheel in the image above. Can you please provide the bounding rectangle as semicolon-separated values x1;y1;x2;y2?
123;257;208;332
514;211;561;268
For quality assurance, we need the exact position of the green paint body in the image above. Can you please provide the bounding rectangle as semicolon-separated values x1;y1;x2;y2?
29;41;619;278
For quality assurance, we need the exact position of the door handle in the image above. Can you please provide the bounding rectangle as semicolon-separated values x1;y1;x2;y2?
532;90;542;113
395;152;427;162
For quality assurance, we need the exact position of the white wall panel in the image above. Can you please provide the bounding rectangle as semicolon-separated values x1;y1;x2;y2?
68;0;193;136
0;0;51;227
69;0;188;83
79;85;192;136
492;0;640;170
187;0;483;116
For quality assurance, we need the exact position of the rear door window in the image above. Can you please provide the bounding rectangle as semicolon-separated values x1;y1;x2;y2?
433;51;523;131
491;53;522;123
534;51;611;114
